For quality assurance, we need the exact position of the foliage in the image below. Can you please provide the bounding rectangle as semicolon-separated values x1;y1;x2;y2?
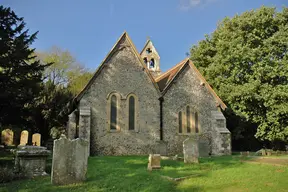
30;80;73;141
31;47;92;142
190;6;288;143
36;47;93;95
0;6;47;127
0;156;288;191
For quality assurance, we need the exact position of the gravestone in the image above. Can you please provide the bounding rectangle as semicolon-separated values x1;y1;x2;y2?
79;107;91;155
1;129;14;146
183;137;199;163
19;130;29;146
51;135;89;185
15;146;50;178
155;141;167;156
67;111;77;139
32;133;41;146
198;137;210;157
147;154;161;171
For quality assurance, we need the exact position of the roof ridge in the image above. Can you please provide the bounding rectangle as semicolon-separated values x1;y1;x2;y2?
155;58;188;82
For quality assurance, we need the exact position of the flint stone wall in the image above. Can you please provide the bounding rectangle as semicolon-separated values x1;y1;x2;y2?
79;36;160;155
51;137;89;185
162;64;222;155
211;111;231;155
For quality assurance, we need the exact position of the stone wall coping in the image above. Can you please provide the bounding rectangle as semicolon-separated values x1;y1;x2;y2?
216;128;230;133
16;146;51;157
211;111;225;119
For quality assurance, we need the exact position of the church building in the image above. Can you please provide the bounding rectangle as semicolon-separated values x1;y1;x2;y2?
66;32;231;156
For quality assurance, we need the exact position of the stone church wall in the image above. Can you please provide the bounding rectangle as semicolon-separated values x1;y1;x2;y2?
162;64;224;156
79;37;160;155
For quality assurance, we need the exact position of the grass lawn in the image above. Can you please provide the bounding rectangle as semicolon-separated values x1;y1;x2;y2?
0;155;288;192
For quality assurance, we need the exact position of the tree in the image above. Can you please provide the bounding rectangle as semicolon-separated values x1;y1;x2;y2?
32;47;92;142
190;7;288;146
0;6;47;127
36;47;93;95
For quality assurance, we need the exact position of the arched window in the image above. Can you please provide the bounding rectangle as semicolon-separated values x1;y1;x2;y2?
143;57;148;64
128;96;135;130
149;59;155;69
110;95;117;130
186;106;191;133
195;112;199;133
178;111;182;133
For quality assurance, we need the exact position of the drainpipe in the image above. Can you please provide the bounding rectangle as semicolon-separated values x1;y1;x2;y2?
159;97;164;141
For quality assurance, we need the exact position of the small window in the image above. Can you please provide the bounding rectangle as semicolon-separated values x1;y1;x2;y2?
146;48;152;54
186;106;191;133
195;112;199;133
143;57;148;64
149;59;155;68
178;111;182;133
110;95;117;130
128;96;135;130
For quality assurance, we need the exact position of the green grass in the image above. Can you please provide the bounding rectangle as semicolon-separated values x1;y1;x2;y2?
0;155;288;192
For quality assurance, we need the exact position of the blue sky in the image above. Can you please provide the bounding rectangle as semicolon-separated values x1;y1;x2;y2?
1;0;287;72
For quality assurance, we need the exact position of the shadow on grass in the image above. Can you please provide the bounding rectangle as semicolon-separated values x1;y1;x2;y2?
0;155;247;192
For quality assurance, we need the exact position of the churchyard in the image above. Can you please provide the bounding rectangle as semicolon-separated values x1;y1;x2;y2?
1;147;288;192
1;130;288;191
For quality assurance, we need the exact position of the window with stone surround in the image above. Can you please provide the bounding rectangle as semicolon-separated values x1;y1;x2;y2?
128;96;135;130
110;95;117;130
186;106;191;133
107;92;121;132
126;93;138;132
178;111;182;133
178;106;200;134
195;112;199;133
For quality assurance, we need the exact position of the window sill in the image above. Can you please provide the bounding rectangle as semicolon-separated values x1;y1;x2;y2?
128;129;139;133
177;132;200;136
109;129;121;133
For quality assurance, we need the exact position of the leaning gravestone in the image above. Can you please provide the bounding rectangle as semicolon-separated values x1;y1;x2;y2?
1;129;14;146
183;137;199;163
147;154;161;171
32;133;41;146
19;130;29;146
51;135;89;185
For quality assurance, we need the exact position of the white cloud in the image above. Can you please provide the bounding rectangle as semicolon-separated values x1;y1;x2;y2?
179;0;217;10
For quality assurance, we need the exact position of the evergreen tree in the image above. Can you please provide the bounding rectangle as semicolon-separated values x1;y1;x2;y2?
0;6;47;126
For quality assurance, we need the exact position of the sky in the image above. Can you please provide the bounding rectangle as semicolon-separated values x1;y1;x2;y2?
1;0;287;72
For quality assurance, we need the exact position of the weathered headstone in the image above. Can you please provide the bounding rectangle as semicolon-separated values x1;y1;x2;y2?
79;107;91;155
198;137;210;157
1;129;14;146
147;154;161;171
19;130;29;146
183;137;199;163
51;135;89;185
15;146;50;178
32;133;41;146
155;141;167;156
67;111;77;139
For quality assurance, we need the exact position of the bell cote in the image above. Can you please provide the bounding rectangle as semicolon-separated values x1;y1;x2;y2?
140;39;161;77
